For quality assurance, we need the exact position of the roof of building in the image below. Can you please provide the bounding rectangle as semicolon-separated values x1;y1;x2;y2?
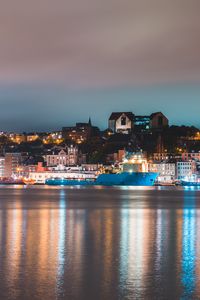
150;112;164;118
109;112;135;121
76;123;90;127
47;149;67;155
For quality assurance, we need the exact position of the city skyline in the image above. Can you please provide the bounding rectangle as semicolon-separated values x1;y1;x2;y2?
1;1;200;300
1;84;200;132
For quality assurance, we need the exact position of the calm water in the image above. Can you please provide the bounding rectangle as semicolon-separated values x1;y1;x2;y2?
0;186;200;300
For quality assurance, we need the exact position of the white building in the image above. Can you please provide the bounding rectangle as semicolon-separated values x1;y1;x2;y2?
149;163;176;183
108;112;134;134
176;161;196;180
44;146;83;167
45;149;68;167
0;157;5;177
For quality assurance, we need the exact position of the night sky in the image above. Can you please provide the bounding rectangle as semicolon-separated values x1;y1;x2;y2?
0;0;200;131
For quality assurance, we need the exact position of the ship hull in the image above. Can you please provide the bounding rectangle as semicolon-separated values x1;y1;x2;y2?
46;172;158;186
181;180;200;186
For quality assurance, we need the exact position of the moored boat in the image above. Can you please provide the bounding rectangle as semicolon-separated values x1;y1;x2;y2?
46;172;158;186
181;174;200;186
181;181;200;186
46;178;95;186
45;152;158;186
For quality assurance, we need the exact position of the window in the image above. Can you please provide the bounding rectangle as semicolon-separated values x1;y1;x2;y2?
158;116;163;126
121;116;126;126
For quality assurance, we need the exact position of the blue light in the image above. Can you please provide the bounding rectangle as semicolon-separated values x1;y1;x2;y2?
181;193;196;299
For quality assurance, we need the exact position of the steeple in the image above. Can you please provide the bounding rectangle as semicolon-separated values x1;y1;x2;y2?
88;117;92;127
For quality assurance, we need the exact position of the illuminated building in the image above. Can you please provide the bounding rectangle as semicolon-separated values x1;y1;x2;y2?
0;157;5;177
8;133;26;144
81;164;102;171
62;118;99;143
44;146;86;167
29;169;96;184
26;133;39;142
108;112;134;134
45;149;68;166
4;153;22;177
148;163;176;182
134;112;168;131
15;162;46;179
42;131;63;144
134;115;150;132
153;152;181;162
108;111;168;134
176;161;196;180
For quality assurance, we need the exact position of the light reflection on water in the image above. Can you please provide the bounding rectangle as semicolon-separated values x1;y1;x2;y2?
181;192;196;300
0;187;200;299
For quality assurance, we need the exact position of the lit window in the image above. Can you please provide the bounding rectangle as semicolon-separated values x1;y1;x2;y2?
121;117;126;126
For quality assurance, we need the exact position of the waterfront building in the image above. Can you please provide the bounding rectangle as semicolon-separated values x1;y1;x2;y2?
4;153;22;177
176;161;196;180
108;112;134;134
148;163;176;182
0;157;5;177
16;162;46;178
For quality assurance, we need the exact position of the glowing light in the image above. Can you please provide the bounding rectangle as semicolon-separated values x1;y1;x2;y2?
181;192;196;299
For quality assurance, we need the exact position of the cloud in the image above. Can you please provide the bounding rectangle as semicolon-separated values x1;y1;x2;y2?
0;0;200;87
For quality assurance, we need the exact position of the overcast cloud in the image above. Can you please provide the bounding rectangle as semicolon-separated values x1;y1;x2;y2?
0;0;200;87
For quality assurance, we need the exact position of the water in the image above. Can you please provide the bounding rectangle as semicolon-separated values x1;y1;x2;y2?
0;186;200;300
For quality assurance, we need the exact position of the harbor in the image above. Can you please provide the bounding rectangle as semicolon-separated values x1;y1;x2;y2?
1;150;200;187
